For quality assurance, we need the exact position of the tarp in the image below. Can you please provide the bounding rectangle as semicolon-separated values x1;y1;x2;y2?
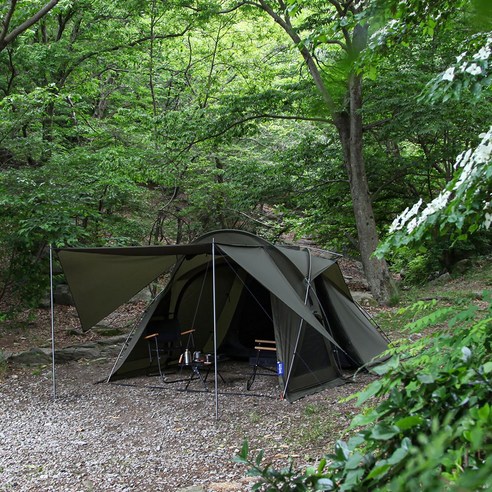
57;244;211;330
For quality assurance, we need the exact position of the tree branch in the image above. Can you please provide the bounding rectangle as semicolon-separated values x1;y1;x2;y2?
253;0;336;111
0;0;17;46
185;1;251;14
0;0;60;52
170;112;334;164
58;26;192;87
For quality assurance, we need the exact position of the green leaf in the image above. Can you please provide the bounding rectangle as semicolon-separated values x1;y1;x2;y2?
395;415;424;430
387;445;410;466
356;380;383;406
365;462;390;480
334;440;350;461
371;424;399;440
372;356;400;375
255;449;264;466
349;410;379;429
345;452;364;471
477;403;490;420
343;468;365;487
315;478;334;490
417;373;436;384
233;439;249;463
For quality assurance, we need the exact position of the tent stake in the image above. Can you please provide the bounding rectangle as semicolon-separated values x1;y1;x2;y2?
212;239;219;420
49;244;57;400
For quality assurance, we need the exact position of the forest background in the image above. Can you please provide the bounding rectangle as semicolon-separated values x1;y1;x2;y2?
0;1;491;490
0;0;490;310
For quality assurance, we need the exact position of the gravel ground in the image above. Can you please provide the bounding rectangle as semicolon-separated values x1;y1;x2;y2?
0;358;375;491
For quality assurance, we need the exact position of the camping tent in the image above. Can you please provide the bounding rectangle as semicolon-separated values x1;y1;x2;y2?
57;230;388;402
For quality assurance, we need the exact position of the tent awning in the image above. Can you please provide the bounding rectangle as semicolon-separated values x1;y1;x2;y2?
56;244;212;330
57;239;344;350
217;244;342;349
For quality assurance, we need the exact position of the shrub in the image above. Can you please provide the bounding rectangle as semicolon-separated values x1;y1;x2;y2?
235;293;492;491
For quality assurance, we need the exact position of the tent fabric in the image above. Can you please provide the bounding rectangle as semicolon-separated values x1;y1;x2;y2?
57;229;388;402
217;245;342;350
270;296;344;401
318;278;388;366
56;251;180;330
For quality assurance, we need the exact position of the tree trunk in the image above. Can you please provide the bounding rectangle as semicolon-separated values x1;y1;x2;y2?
250;2;396;303
335;73;395;303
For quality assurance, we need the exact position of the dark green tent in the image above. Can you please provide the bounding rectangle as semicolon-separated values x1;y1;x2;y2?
57;230;387;402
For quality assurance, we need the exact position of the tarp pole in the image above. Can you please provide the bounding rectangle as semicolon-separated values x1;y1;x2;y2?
49;244;57;400
212;239;219;420
282;249;312;400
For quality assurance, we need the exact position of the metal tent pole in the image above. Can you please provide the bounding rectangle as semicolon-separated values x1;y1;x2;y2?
212;239;219;420
49;244;57;400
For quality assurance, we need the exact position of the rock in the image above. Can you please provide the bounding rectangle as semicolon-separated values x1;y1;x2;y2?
452;258;473;275
38;294;51;309
350;291;377;307
53;284;74;306
9;348;52;365
95;335;128;346
176;487;205;492
64;328;84;336
55;346;100;362
429;272;452;285
92;325;127;337
7;337;128;365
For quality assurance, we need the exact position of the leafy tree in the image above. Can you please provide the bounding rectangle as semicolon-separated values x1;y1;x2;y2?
0;0;194;306
374;0;492;257
237;295;492;491
212;0;398;303
234;1;492;490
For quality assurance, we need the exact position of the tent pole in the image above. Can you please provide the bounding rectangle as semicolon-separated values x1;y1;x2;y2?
282;250;312;400
212;239;219;420
106;324;138;383
49;244;57;401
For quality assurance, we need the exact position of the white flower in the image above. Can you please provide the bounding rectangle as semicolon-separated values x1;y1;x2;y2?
441;67;455;81
465;63;482;75
484;212;492;229
456;52;467;63
406;217;418;234
389;198;422;233
478;127;492;140
473;46;491;61
455;148;473;169
474;142;492;163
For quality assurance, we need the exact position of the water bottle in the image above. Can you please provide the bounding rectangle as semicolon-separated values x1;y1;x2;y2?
277;361;284;375
184;349;192;365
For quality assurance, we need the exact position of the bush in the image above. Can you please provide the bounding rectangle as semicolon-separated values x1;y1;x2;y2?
235;293;492;490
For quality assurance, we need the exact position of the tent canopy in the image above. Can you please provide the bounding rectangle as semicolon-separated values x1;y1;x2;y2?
57;230;388;401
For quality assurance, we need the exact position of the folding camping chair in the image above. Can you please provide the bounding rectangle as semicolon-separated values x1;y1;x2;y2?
144;317;194;380
246;339;277;390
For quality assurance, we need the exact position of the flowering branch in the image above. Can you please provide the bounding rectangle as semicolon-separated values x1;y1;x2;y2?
378;126;492;256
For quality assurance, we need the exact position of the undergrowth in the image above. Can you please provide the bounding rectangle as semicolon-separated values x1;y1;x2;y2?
235;290;492;491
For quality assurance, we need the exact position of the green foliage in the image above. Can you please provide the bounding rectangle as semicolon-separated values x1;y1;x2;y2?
371;0;492;260
1;0;491;310
235;440;334;492
236;293;492;491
